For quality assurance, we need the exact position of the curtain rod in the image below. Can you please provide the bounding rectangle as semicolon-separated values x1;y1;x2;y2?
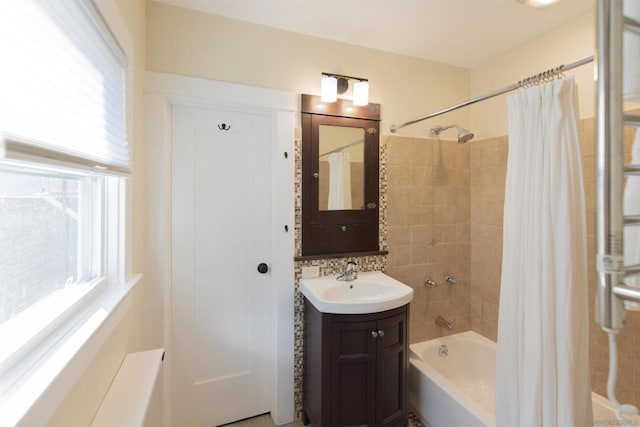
319;139;363;157
389;55;594;133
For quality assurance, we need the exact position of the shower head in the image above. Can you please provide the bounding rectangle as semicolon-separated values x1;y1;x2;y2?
457;127;474;143
430;124;475;143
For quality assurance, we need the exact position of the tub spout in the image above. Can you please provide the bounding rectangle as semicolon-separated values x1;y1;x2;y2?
435;316;453;330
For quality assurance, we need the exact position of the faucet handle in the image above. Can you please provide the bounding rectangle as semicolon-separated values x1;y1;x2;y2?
424;278;437;288
445;276;459;285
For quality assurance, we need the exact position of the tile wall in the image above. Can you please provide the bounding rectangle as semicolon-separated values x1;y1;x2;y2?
469;136;508;342
383;135;472;343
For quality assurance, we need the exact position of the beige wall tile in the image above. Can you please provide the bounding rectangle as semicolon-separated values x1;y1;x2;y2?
411;167;433;187
410;186;432;207
388;165;412;187
385;135;472;344
387;226;411;247
410;138;432;167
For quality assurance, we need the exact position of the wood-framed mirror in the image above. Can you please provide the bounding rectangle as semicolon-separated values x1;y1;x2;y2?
300;94;385;257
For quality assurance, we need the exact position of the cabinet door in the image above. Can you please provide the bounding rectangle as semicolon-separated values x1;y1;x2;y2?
376;312;408;427
330;319;378;427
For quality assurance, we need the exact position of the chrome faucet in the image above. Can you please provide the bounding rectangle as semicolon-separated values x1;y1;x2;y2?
337;261;358;281
435;316;453;331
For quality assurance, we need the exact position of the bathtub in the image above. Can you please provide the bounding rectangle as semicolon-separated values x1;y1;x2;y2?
409;331;640;427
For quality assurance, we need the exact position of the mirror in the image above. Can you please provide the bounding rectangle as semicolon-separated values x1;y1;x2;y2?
318;125;365;210
300;94;384;257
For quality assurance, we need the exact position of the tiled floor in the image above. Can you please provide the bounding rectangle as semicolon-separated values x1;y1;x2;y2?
223;412;424;427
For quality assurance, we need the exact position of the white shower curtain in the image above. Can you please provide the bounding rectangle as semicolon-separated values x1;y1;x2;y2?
495;77;593;427
327;152;353;210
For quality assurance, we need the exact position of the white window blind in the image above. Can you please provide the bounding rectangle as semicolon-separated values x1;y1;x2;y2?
0;0;129;174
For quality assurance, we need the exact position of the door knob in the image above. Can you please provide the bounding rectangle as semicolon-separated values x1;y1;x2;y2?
257;263;269;274
371;331;379;338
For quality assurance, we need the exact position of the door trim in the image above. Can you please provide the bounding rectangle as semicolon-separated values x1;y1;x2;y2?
144;72;296;426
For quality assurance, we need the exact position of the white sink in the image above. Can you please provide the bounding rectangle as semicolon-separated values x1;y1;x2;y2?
299;271;414;314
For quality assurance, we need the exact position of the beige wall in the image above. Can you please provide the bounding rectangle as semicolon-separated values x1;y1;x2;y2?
470;12;595;139
47;0;153;425
145;1;471;139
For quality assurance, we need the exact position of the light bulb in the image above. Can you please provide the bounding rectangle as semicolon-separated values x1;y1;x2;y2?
321;76;337;102
352;81;369;106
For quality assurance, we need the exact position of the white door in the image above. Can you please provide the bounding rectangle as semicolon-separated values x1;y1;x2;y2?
170;104;272;427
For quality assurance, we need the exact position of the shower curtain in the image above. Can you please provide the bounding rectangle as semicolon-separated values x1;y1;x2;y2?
495;77;593;427
327;152;352;210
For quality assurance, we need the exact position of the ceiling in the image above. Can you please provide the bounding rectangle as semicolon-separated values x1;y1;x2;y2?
153;0;594;68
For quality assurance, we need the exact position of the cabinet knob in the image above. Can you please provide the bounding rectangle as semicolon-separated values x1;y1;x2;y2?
371;331;378;338
378;330;385;337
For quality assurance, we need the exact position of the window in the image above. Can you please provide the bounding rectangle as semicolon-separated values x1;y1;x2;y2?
0;0;128;172
0;0;129;404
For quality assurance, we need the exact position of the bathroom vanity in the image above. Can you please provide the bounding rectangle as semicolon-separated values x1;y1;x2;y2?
299;272;413;427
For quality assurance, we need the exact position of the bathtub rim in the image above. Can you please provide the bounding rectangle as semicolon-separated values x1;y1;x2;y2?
409;330;640;425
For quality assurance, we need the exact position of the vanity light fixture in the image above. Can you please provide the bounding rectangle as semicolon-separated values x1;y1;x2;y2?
320;72;369;106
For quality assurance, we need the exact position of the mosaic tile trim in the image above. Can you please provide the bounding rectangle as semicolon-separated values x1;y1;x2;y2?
379;140;388;250
408;411;425;427
292;134;389;419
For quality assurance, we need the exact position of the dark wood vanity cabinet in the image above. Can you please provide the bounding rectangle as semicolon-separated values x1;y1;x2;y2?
303;301;408;427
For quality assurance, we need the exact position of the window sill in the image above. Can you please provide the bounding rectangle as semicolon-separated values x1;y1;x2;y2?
0;274;142;426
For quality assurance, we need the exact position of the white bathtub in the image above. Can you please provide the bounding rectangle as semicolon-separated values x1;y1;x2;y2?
409;331;640;427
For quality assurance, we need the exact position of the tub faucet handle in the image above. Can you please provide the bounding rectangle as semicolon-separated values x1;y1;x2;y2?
424;278;437;288
445;276;459;285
